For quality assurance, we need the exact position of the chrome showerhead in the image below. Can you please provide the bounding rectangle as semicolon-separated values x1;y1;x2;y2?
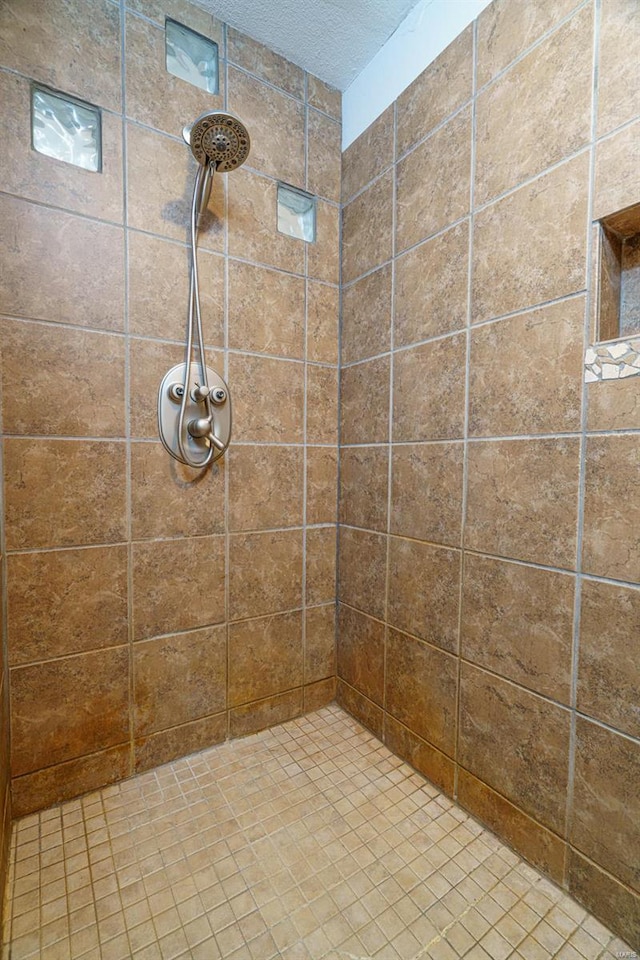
182;111;251;173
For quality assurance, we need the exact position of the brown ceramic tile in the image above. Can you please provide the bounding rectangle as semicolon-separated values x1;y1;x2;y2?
125;13;224;138
229;445;303;531
228;353;304;442
582;435;640;582
338;528;387;621
475;7;592;205
469;298;585;436
228;260;305;358
578;579;640;738
228;611;303;706
567;848;640;949
131;441;225;540
130;338;188;438
229;530;303;620
228;67;305;187
4;439;126;550
228;167;304;274
0;0;121;110
132;536;225;640
307;75;341;121
339;446;389;532
305;604;336;683
571;717;640;893
0;194;124;331
308;109;341;202
336;291;386;401
466;438;580;568
342;106;394;202
594;120;640;221
337;605;384;706
307;282;339;364
7;546;128;666
384;715;455;797
135;713;226;775
459;663;571;833
307;365;338;444
0;71;123;223
397;27;473;157
342;171;393;284
394;221;469;347
335;679;383;739
340;356;390;445
306;447;338;525
393;335;466;442
303;677;336;712
127;123;224;249
0;319;125;437
126;0;222;37
472;153;589;323
128;231;224;344
457;769;566;884
10;648;129;777
390;443;463;547
11;745;130;819
396;108;471;254
476;0;583;88
598;0;640;135
227;28;305;98
134;626;226;735
461;554;575;702
387;537;461;653
308;200;340;285
386;628;457;755
587;376;640;431
306;527;336;605
229;689;303;738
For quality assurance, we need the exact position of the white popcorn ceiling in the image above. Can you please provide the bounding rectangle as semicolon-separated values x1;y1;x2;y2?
198;0;424;91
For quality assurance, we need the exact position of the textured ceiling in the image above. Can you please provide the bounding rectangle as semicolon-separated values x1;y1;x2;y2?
199;0;424;91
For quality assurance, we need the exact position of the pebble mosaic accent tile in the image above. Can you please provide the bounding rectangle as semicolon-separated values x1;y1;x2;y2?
1;706;633;959
584;338;640;381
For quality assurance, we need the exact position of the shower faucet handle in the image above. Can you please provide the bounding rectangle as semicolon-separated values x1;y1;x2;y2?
187;416;225;451
191;384;210;402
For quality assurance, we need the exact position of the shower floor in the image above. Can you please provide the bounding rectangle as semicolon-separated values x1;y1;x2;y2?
1;705;631;960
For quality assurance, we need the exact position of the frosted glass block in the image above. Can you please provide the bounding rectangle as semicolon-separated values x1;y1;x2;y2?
277;184;316;243
31;87;101;172
165;19;219;94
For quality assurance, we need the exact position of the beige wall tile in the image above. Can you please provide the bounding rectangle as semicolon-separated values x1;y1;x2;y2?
578;579;640;738
593;120;640;220
384;715;455;796
386;628;457;755
308;200;340;284
227;28;305;98
567;848;640;949
397;26;473;157
459;664;571;833
0;319;125;437
305;605;336;683
469;298;585;436
228;260;305;358
4;439;127;550
390;443;464;547
473;152;589;323
342;106;394;202
340;356;390;445
475;7;592;205
228;354;304;442
336;679;383;739
308;109;342;202
396;107;471;254
7;546;128;666
228;611;303;706
571;717;640;893
228;445;303;531
598;0;640;136
126;0;222;35
132;536;225;640
228;168;304;274
229;689;303;738
582;435;640;583
134;627;226;735
307;75;341;121
338;528;387;620
306;527;337;605
393;335;466;442
465;438;580;568
0;195;124;331
340;447;389;532
587;376;640;431
306;447;338;525
387;538;461;653
307;366;339;444
461;555;575;703
342;171;393;284
10;648;129;777
229;530;303;620
394;221;469;347
134;712;226;774
337;605;384;706
341;265;392;364
307;282;339;365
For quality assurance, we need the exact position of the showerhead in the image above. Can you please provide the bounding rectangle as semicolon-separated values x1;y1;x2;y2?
182;112;251;173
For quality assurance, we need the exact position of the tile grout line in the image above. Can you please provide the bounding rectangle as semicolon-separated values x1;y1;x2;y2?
223;32;232;743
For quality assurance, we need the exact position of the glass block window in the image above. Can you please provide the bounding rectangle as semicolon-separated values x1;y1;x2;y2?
31;86;101;172
165;19;219;94
277;184;316;243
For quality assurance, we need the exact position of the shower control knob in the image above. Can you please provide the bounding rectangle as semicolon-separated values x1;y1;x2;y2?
210;388;227;404
191;384;210;402
168;382;185;402
187;417;212;439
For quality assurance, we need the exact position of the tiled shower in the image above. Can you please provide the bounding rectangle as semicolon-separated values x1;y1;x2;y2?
0;0;639;954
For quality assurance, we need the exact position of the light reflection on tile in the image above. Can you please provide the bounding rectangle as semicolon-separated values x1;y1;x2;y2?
31;86;101;172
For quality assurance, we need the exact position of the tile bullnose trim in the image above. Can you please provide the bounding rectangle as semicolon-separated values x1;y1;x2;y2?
585;338;640;382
